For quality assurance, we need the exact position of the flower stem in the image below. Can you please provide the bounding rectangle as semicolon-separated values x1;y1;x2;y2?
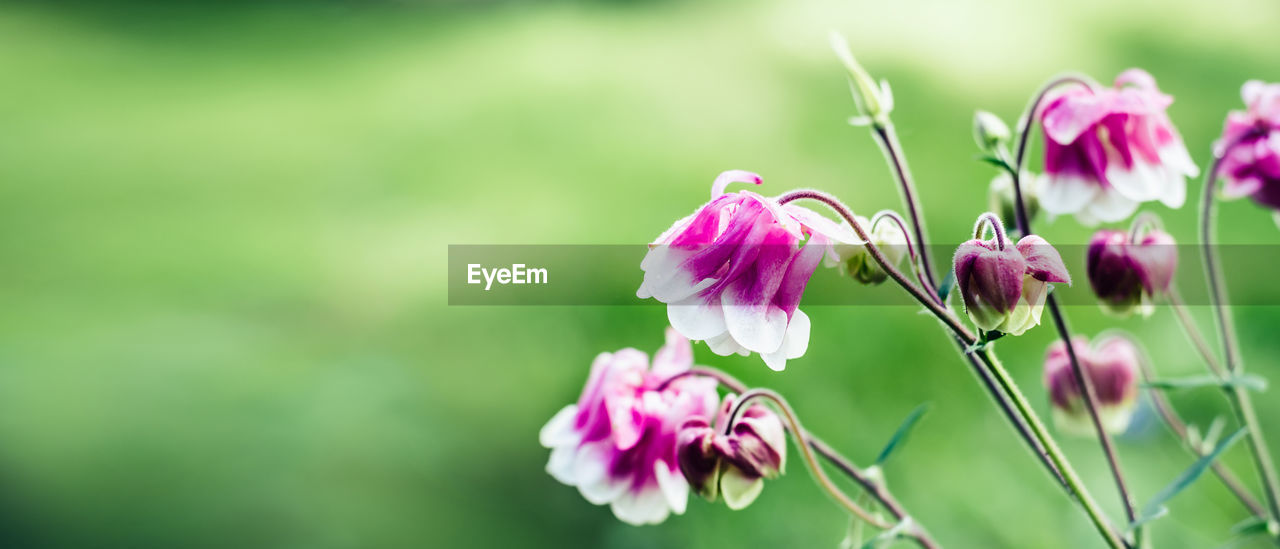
974;348;1129;549
779;188;1122;547
1201;156;1280;530
872;124;942;303
1011;74;1139;537
1133;344;1266;517
664;367;941;549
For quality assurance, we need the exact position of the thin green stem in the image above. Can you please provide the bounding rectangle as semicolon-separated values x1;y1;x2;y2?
1201;156;1280;530
1011;74;1139;538
778;188;1124;548
871;124;942;303
667;367;941;549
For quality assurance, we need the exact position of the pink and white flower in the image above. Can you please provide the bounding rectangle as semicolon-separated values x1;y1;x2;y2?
676;395;787;510
637;171;861;371
1043;335;1141;436
953;234;1071;336
1038;69;1198;225
1215;81;1280;212
539;328;720;525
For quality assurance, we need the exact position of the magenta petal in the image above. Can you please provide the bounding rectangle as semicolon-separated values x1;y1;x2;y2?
773;233;829;319
1017;235;1072;284
974;248;1026;312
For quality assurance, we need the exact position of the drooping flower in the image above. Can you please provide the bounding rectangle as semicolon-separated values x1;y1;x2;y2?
539;328;720;525
637;171;862;371
954;234;1071;336
1215;81;1280;213
825;216;907;286
1044;335;1140;435
676;395;787;510
1037;69;1198;225
1086;228;1177;317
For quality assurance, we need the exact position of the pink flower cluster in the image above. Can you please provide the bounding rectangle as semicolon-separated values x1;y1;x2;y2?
1216;81;1280;211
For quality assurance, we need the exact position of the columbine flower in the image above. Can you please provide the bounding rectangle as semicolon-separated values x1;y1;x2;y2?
1037;69;1198;225
954;234;1071;336
825;216;906;285
676;395;786;510
539;328;720;525
1044;335;1140;436
1215;81;1280;214
637;171;861;371
1086;229;1177;317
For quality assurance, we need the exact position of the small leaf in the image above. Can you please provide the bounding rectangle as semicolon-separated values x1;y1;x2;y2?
875;403;931;465
1142;374;1267;392
976;154;1011;171
860;519;914;549
1131;428;1248;530
1228;516;1269;537
937;269;956;302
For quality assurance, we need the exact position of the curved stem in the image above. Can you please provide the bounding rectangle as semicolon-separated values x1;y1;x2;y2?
1127;212;1165;244
730;389;900;532
973;212;1009;248
1201;156;1280;529
1132;343;1266;517
669;367;939;548
1011;74;1140;537
779;187;1123;547
870;209;930;292
872;124;942;302
777;190;972;339
1167;288;1227;378
1010;74;1098;235
1047;298;1139;528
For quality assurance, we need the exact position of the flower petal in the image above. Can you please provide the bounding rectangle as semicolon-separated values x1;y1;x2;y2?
1017;235;1071;284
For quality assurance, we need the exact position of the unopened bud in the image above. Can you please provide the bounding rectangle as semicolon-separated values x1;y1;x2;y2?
973;110;1011;151
675;396;787;510
830;31;893;127
988;172;1039;229
1086;229;1177;317
827;216;907;285
1044;335;1140;435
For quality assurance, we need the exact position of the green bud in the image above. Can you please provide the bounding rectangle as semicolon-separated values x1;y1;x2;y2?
973;110;1010;151
828;216;907;285
830;31;893;127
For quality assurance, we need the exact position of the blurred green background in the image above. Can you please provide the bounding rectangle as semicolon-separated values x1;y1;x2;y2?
2;0;1280;547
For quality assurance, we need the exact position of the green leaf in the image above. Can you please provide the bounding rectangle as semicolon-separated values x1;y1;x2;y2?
875;403;931;466
1228;516;1269;537
1142;374;1267;392
1130;428;1248;530
975;154;1011;172
937;269;956;302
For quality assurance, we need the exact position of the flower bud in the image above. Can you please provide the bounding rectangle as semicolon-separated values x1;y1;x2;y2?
973;110;1011;151
1086;229;1177;317
1044;335;1140;435
675;396;787;510
827;216;907;285
830;32;893;127
954;234;1070;336
988;172;1039;230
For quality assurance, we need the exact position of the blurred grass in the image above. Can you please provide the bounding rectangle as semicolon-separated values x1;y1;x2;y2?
1;0;1279;547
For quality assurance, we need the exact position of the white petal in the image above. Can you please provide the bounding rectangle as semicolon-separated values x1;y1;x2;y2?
759;309;811;371
1105;161;1164;203
719;467;765;510
721;293;787;354
1037;174;1100;215
1084;188;1139;223
667;296;728;341
574;442;628;505
610;487;671;526
705;331;744;356
539;405;580;448
546;444;579;485
638;246;714;303
654;460;689;515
